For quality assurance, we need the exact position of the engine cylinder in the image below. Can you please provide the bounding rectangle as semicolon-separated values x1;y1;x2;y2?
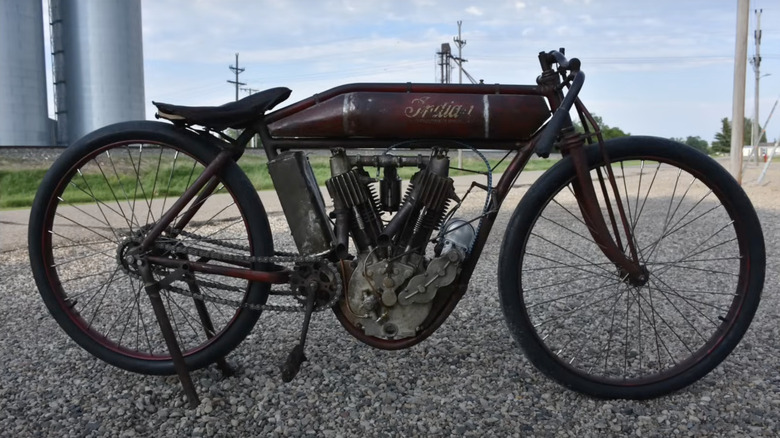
326;152;383;251
380;151;458;252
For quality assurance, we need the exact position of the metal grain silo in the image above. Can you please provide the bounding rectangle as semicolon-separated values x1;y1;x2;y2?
57;0;145;143
0;0;51;146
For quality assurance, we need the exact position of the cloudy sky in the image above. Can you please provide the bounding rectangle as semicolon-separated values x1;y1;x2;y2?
69;1;780;143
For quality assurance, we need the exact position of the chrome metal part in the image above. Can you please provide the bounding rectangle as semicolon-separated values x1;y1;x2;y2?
437;218;477;255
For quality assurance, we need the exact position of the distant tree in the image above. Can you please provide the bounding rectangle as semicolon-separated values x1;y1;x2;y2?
670;136;709;153
573;114;630;140
711;118;732;154
711;117;767;154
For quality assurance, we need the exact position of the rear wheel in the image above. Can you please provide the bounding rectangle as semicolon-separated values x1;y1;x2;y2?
498;136;764;399
29;121;273;375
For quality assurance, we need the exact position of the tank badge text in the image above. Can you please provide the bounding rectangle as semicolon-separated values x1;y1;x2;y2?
404;97;475;120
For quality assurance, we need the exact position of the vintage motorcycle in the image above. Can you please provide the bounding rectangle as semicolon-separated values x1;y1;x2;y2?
28;49;765;406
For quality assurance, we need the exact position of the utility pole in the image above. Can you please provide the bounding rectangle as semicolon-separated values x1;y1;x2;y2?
453;21;467;167
227;53;246;102
730;0;750;184
453;21;467;84
749;9;763;164
240;86;260;148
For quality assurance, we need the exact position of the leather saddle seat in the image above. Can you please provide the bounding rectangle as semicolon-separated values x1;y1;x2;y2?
153;87;291;130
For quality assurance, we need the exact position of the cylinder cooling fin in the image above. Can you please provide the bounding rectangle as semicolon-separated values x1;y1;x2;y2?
326;150;384;252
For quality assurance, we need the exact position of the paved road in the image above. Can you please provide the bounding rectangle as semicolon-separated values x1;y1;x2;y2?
0;171;547;253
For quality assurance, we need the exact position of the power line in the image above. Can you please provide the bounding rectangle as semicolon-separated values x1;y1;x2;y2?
227;53;246;102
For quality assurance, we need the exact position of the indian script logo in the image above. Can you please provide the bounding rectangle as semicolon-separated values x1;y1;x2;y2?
404;96;475;120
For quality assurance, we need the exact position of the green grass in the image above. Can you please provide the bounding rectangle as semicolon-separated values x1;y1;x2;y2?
0;169;49;209
0;154;558;210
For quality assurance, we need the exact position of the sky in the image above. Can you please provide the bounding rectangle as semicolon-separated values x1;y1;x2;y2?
48;0;780;144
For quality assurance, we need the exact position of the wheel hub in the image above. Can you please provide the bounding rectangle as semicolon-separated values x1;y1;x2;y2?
620;264;650;287
117;237;143;275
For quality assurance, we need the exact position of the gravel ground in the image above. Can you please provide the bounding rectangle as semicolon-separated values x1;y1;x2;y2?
1;154;779;437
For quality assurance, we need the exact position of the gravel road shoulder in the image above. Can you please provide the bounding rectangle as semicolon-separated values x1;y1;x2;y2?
1;157;779;437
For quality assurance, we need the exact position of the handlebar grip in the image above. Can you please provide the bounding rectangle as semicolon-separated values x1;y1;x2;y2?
546;51;580;72
568;58;581;72
549;50;569;69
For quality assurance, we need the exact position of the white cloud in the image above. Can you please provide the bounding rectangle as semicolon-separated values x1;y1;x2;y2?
465;6;483;16
129;0;780;141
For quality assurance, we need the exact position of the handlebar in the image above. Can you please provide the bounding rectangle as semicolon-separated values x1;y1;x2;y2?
534;49;584;158
538;48;581;74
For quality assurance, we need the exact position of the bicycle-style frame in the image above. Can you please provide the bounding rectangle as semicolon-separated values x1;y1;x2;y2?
131;50;645;406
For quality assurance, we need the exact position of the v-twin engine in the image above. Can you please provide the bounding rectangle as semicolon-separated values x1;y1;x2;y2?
326;148;475;340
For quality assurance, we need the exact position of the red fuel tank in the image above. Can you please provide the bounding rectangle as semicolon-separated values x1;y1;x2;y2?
267;84;550;141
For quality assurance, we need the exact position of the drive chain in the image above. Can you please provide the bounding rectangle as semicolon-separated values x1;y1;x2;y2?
150;230;342;313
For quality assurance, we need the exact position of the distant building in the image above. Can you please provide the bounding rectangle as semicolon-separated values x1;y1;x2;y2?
0;1;51;146
743;143;777;158
0;0;145;147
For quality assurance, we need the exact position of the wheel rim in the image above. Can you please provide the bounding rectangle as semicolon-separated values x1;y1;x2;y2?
40;140;257;361
520;156;748;386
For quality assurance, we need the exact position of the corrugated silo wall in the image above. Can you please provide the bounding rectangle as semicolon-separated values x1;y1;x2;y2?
0;0;52;146
59;0;145;144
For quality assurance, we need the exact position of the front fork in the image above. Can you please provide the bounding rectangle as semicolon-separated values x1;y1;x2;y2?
559;124;646;283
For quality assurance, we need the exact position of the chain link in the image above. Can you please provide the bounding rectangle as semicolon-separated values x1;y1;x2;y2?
149;231;342;313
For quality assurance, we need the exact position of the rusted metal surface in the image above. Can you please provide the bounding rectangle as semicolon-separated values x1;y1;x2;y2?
267;151;335;255
332;142;540;350
140;149;233;252
138;261;200;408
266;83;550;141
146;256;290;284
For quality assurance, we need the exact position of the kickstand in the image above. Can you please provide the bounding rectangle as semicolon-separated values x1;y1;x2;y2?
139;261;200;408
184;275;235;378
281;287;316;382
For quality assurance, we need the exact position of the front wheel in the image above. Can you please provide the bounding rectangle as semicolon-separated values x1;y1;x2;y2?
498;136;764;399
28;121;274;375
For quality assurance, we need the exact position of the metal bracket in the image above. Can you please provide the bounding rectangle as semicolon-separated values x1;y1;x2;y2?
138;260;201;408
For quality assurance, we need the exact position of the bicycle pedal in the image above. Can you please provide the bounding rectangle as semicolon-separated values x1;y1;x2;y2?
280;344;307;382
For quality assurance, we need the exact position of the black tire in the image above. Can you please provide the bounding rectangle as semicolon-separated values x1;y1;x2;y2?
498;136;764;399
29;121;274;375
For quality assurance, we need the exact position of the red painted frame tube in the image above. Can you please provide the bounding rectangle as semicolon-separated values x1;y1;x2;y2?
140;150;234;252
